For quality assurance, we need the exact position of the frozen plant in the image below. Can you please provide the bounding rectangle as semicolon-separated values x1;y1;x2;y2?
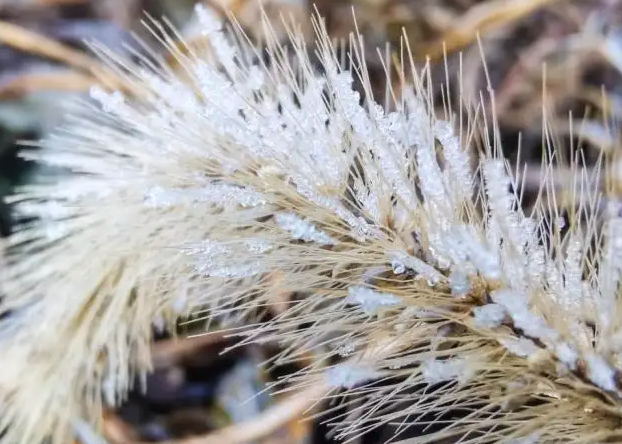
0;4;621;444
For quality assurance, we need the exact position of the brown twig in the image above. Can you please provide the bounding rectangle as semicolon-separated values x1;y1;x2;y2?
102;412;140;444
200;0;252;21
420;0;565;61
0;20;134;93
0;71;98;100
151;333;227;369
265;270;294;317
136;380;328;444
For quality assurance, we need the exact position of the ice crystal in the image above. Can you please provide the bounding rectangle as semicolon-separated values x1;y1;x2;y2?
274;213;337;245
388;250;444;284
449;269;470;296
421;358;474;384
473;304;506;328
585;354;617;392
345;286;402;315
327;363;382;389
143;183;266;209
185;239;272;278
499;337;540;358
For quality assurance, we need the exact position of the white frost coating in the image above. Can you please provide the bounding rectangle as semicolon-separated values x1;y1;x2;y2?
491;290;559;344
562;237;583;313
483;160;527;251
90;86;124;113
449;269;470;296
388;250;444;285
473;304;506;328
598;218;622;329
555;343;578;370
451;225;501;279
435;120;472;203
244;239;271;254
101;376;116;407
274;213;337;245
326;363;381;389
421;358;474;384
336;342;357;357
144;183;266;208
195;4;237;76
585;354;617;392
17;201;73;220
185;239;272;278
194;4;222;33
346;286;402;315
404;93;448;220
297;185;375;242
499;337;540;358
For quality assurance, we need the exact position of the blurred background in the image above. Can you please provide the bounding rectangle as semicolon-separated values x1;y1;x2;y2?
1;0;621;443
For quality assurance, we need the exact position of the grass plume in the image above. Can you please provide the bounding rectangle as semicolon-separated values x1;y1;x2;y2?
1;5;622;444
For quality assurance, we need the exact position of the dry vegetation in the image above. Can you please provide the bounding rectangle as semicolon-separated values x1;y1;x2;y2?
2;1;622;443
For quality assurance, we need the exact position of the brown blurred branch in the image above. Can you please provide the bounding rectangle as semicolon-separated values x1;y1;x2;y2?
102;412;140;444
151;333;227;368
0;20;135;93
105;380;327;444
0;71;97;99
421;0;564;61
155;381;326;444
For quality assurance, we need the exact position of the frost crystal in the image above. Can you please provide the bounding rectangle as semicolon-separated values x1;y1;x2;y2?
185;239;272;278
101;376;116;407
482;159;533;276
561;237;583;313
491;290;559;344
336;342;357;357
449;269;470;296
421;358;474;384
473;304;506;328
434;120;472;203
327;363;381;389
388;250;444;285
346;286;402;315
143;183;266;208
585;354;617;392
499;337;540;358
274;213;337;245
451;225;501;279
90;86;124;112
555;342;578;370
598;218;622;328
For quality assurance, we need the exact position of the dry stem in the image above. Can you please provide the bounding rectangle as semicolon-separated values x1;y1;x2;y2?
106;380;328;444
151;333;227;369
0;71;97;99
0;20;134;93
422;0;564;60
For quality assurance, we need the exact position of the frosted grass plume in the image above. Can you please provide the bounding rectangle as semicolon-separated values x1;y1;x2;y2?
0;4;622;444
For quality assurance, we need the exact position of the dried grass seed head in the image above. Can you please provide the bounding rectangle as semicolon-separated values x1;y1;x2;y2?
1;4;622;444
